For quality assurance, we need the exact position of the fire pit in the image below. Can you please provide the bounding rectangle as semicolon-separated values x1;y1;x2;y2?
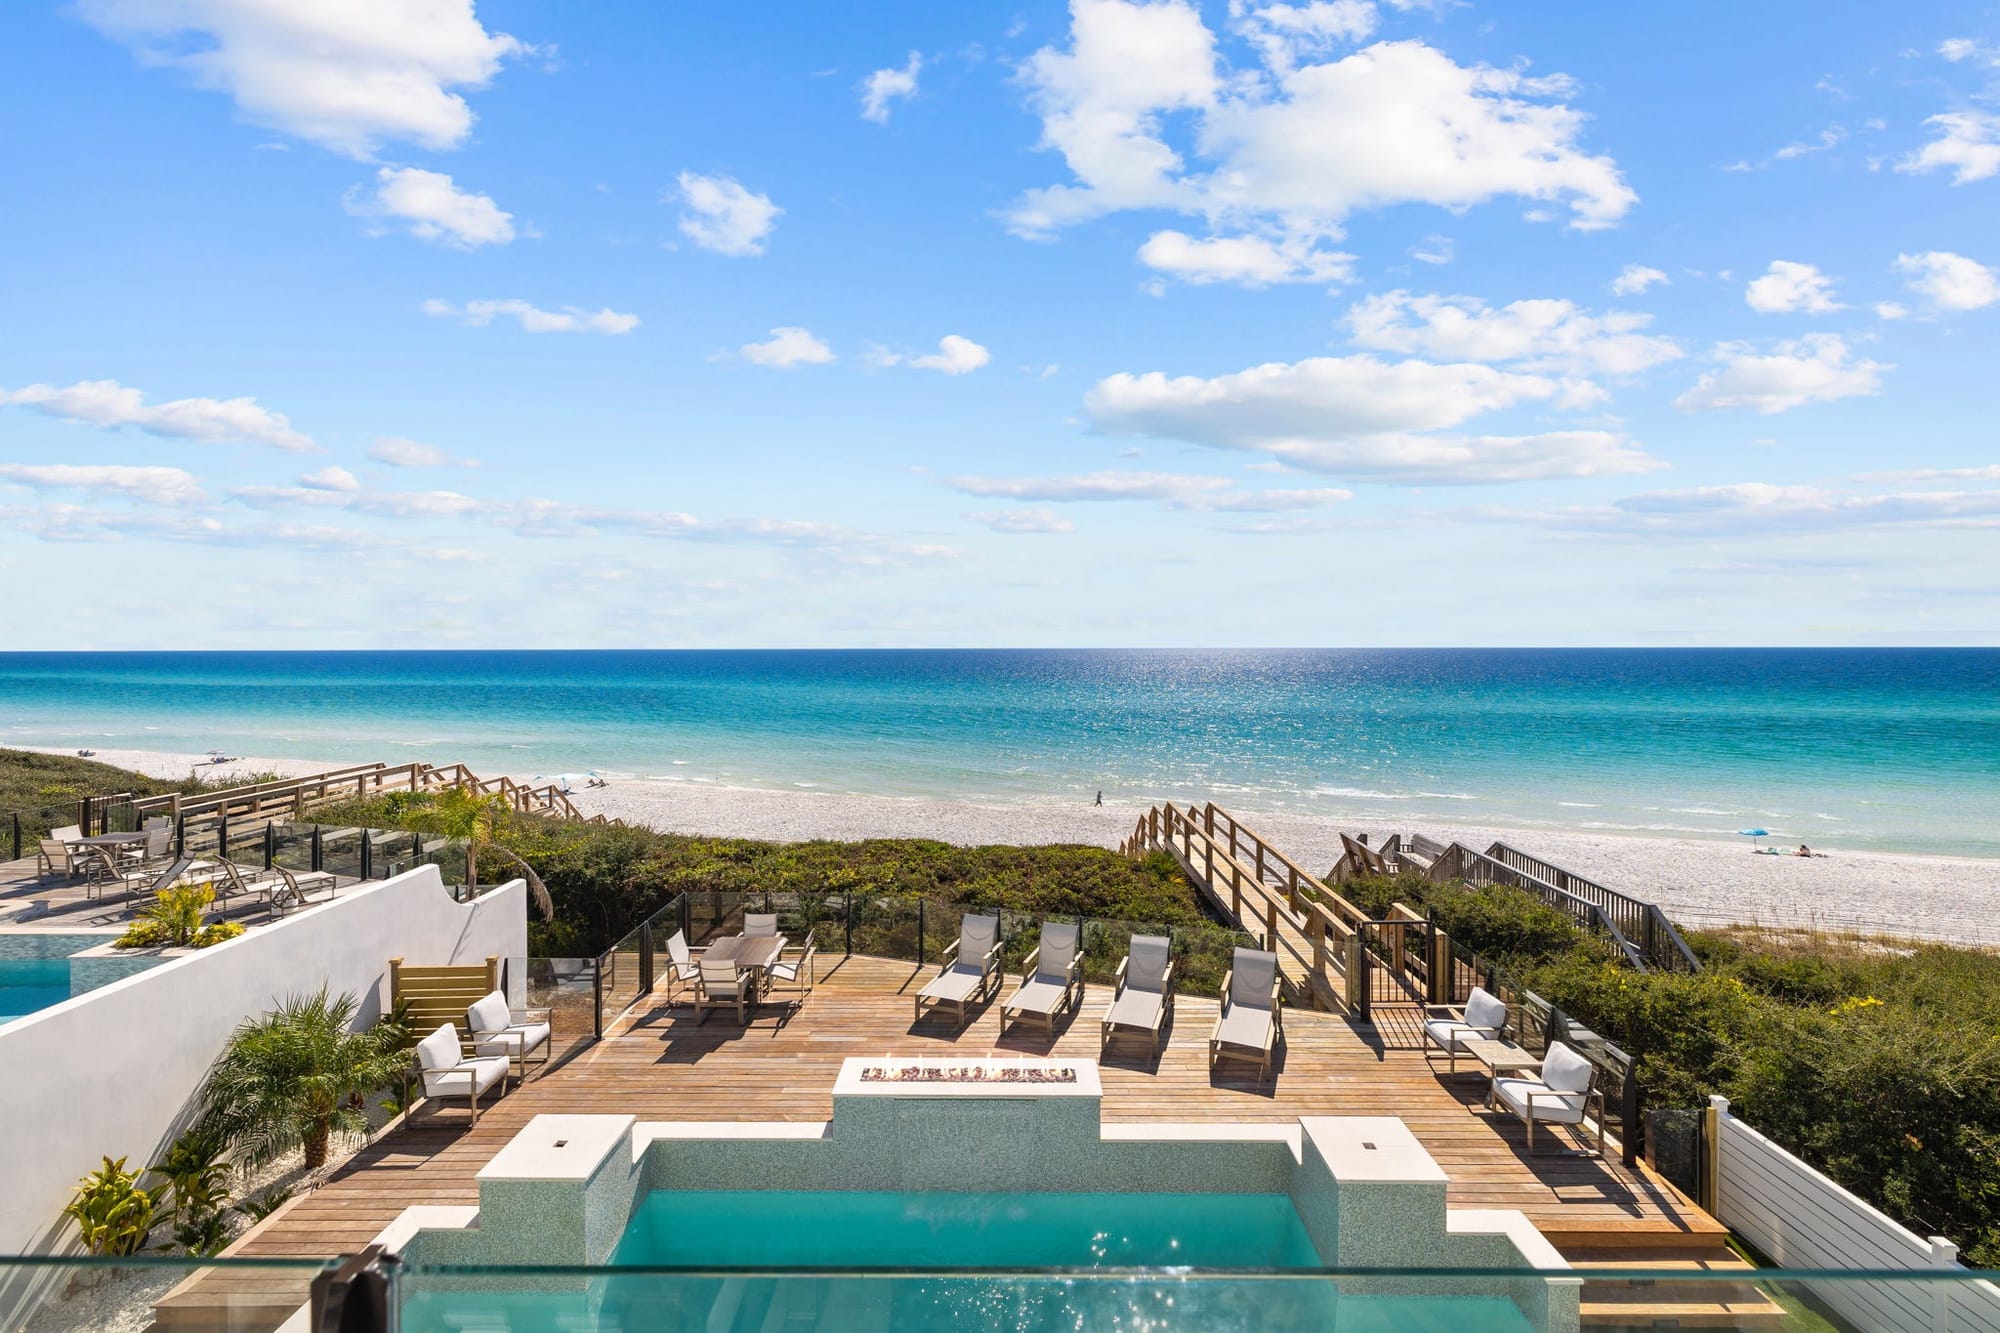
859;1058;1080;1085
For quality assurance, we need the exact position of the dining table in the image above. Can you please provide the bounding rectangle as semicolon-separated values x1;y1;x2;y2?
705;933;786;1001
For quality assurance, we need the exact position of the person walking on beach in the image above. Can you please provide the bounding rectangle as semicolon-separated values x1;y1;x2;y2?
1094;790;1103;806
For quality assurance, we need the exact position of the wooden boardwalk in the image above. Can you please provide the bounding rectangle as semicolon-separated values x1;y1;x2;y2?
156;953;1719;1330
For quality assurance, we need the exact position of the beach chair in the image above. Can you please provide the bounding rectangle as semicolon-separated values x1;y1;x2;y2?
414;1022;511;1126
766;931;817;1000
914;913;1002;1028
1101;934;1174;1054
266;865;337;916
1208;948;1283;1081
663;929;703;1004
467;988;552;1083
1423;986;1508;1075
1002;921;1085;1035
36;839;80;882
744;912;788;952
1492;1040;1604;1156
695;958;752;1025
51;825;82;844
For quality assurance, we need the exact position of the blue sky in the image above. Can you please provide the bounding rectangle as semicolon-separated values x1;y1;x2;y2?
1;0;1996;648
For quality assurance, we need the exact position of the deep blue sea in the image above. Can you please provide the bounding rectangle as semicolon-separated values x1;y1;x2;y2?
1;649;1995;855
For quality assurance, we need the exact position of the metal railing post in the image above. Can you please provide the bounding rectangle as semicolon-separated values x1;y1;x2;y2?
918;900;926;968
218;815;229;863
310;826;324;873
593;960;605;1040
360;829;373;880
639;923;655;995
844;891;854;956
264;822;276;870
174;815;186;859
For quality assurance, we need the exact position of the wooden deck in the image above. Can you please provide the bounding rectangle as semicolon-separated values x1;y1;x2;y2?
0;854;354;933
155;952;1720;1328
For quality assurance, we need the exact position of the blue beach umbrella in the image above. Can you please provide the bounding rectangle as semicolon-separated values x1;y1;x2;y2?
1739;827;1770;849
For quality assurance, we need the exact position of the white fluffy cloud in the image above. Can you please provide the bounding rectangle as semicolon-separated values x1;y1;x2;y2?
1008;2;1634;286
1674;335;1886;414
1137;230;1353;285
951;470;1352;511
873;335;992;374
740;327;835;368
1744;260;1843;314
348;167;514;247
1610;264;1668;295
1503;482;2000;538
967;508;1075;533
422;298;640;334
76;0;522;157
299;465;360;492
0;463;207;506
369;437;478;468
1894;251;2000;311
675;172;781;256
0;378;315;452
860;51;922;123
1345;291;1682;376
1897;111;2000;185
1082;354;1658;483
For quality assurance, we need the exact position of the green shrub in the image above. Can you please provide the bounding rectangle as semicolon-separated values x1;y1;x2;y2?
114;883;243;951
63;1156;156;1257
153;1125;233;1256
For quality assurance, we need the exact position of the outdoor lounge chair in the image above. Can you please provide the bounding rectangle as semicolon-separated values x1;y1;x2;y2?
1423;986;1508;1074
695;957;752;1025
414;1022;510;1126
467;988;552;1082
266;865;337;916
1002;921;1085;1035
914;912;1002;1027
766;931;817;998
663;929;703;1003
1492;1040;1603;1156
1208;948;1283;1081
1100;933;1174;1054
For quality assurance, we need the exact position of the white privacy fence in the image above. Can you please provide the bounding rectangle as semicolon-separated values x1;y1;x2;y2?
1708;1095;2000;1332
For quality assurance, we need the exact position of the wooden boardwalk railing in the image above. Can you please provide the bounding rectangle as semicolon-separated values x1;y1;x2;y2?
1122;801;1371;1013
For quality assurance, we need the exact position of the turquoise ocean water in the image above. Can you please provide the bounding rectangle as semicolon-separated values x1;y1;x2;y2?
0;649;1995;856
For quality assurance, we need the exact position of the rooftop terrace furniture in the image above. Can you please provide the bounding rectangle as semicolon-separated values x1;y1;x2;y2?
745;913;780;938
414;1022;510;1126
1423;986;1508;1075
468;988;552;1082
766;931;817;999
663;929;703;1004
1002;921;1084;1036
122;825;171;870
913;912;1002;1029
695;957;751;1025
51;825;81;844
1208;947;1283;1082
267;864;336;916
1101;933;1174;1054
1492;1039;1603;1156
35;839;80;882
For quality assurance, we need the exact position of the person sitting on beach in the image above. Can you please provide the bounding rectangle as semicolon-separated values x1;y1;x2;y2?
1795;844;1813;858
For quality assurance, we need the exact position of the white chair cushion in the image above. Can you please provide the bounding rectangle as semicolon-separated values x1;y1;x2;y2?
467;990;512;1037
424;1054;509;1099
1215;1003;1273;1051
1464;987;1507;1031
1424;1018;1484;1052
1495;1077;1588;1124
1542;1041;1594;1094
474;1021;550;1060
415;1023;461;1074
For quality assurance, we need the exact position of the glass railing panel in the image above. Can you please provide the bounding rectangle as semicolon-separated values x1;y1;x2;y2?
317;826;366;880
0;1254;341;1333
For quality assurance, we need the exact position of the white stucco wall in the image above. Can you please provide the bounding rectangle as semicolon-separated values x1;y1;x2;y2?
0;865;525;1266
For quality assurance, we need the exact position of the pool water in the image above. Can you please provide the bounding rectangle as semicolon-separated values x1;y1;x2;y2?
0;958;73;1023
397;1190;1539;1331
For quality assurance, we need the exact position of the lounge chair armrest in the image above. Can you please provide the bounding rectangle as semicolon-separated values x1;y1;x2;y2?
1066;952;1084;981
979;939;1003;968
1020;946;1041;980
1423;1003;1465;1017
1161;960;1175;993
1218;968;1234;1003
939;940;961;967
1112;956;1129;988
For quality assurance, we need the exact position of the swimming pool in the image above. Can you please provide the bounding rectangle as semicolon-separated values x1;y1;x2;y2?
397;1190;1537;1331
0;934;161;1024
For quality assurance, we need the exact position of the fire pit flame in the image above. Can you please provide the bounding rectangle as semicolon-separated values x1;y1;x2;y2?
859;1056;1079;1085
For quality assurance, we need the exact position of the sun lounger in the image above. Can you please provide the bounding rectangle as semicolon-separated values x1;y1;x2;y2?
1423;986;1507;1074
415;1022;511;1125
914;913;1002;1028
1493;1040;1603;1155
1208;947;1283;1081
467;988;552;1082
267;865;337;916
1002;922;1085;1035
695;957;752;1025
1101;933;1174;1054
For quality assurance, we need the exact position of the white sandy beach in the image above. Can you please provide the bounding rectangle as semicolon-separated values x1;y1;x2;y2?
35;745;2000;946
